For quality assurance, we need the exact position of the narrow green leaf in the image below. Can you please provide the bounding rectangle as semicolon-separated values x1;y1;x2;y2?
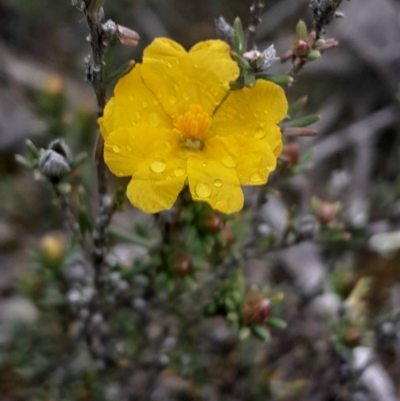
106;60;136;86
257;74;293;85
244;70;256;87
281;114;321;128
288;96;308;117
266;317;287;329
15;154;33;169
25;139;40;159
251;325;270;341
233;17;246;55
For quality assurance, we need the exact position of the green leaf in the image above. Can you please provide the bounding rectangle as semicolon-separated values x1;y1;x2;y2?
281;114;321;128
266;317;287;329
296;20;308;39
288;96;308;117
15;154;33;169
251;325;271;341
25;139;40;159
257;74;293;86
233;17;246;55
106;60;136;86
244;70;256;87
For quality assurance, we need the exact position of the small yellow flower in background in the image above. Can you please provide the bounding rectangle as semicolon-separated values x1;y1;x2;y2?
99;38;288;214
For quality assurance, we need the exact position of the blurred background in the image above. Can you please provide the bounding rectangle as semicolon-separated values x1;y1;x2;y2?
1;0;400;400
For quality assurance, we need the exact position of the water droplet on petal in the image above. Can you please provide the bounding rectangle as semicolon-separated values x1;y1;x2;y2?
174;168;185;177
150;158;166;173
131;121;136;126
174;84;179;91
127;146;132;151
153;99;159;105
213;179;222;187
169;95;177;104
157;92;163;99
250;173;262;182
194;64;199;69
255;128;265;139
195;182;211;198
167;62;172;68
135;111;141;119
149;112;161;127
263;109;269;115
222;156;236;168
142;101;148;108
112;145;120;153
183;92;190;101
239;114;245;120
129;96;134;102
202;162;207;168
254;111;260;118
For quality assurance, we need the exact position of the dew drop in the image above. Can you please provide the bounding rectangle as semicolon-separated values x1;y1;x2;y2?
129;96;134;102
167;62;172;68
149;112;161;127
194;64;199;69
150;158;166;173
250;173;262;182
222;156;236;168
142;101;148;108
202;162;207;168
153;99;159;105
195;182;211;198
135;111;141;119
127;146;132;151
183;92;190;101
239;114;245;120
169;95;177;104
254;111;260;118
174;84;179;91
213;179;222;187
263;109;269;115
112;145;120;153
174;168;185;177
157;92;163;99
131;120;136;126
255;128;265;139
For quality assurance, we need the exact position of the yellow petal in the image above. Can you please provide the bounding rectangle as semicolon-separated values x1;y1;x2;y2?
141;38;238;120
188;40;239;114
99;64;172;139
187;138;244;214
211;80;288;150
216;133;278;186
104;126;187;213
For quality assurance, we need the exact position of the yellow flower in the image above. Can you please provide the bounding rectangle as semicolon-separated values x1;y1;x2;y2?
100;38;288;214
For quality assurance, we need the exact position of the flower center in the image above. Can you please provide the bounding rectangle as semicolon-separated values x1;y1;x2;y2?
175;104;211;149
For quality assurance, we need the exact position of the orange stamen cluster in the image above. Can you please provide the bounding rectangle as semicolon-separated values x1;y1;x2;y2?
175;104;211;140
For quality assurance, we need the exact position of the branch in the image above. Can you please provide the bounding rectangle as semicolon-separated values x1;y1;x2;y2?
247;0;265;50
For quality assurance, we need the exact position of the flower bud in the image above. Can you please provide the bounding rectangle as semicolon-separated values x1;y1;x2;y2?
201;211;225;233
241;293;271;325
281;142;299;166
39;139;72;182
116;24;140;47
293;39;311;57
170;252;191;277
39;235;65;264
316;201;338;225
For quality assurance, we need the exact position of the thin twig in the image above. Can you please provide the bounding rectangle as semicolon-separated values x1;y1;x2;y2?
247;0;265;50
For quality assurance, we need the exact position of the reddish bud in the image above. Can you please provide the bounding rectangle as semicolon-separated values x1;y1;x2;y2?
281;142;299;166
116;25;140;47
202;211;225;233
344;327;361;348
241;293;271;325
221;224;234;247
293;39;311;57
316;202;338;225
171;252;192;277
